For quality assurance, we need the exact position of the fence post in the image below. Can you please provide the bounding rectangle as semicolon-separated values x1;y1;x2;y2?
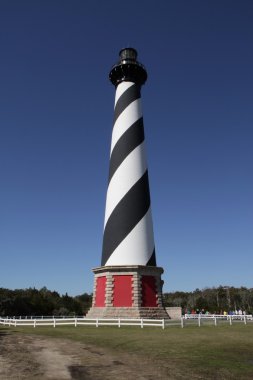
181;317;184;328
244;315;247;325
118;318;121;328
141;318;143;328
198;314;201;327
229;316;232;325
53;318;56;328
214;317;217;326
162;319;165;330
15;319;17;327
75;318;77;327
34;319;36;328
96;318;98;328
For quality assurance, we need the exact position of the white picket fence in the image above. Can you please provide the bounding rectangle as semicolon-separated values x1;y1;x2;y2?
0;317;165;329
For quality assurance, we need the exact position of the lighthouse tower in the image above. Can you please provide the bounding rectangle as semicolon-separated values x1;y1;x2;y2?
87;48;168;319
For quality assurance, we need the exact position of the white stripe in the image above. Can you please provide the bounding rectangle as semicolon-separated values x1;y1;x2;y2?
105;208;155;266
114;82;134;105
111;98;142;153
104;142;147;227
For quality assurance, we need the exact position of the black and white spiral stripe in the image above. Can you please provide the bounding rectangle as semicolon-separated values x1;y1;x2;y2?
101;81;157;267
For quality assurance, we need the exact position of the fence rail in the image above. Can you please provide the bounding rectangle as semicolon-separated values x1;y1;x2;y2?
182;314;253;327
0;317;165;329
184;314;253;320
1;315;252;329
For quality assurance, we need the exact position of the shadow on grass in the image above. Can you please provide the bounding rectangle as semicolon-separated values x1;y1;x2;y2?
69;361;125;380
0;328;10;337
69;366;90;380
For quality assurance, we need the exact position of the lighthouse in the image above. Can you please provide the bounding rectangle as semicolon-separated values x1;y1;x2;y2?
87;48;168;319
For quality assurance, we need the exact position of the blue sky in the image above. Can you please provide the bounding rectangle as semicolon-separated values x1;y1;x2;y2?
0;0;252;295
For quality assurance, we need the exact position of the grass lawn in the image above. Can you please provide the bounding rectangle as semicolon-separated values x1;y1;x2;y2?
3;323;253;379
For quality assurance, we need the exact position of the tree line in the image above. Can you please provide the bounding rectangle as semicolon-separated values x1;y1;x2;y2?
1;286;252;317
163;286;253;314
0;287;92;317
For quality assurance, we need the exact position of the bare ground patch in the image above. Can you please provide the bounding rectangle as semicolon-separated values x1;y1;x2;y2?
0;331;168;379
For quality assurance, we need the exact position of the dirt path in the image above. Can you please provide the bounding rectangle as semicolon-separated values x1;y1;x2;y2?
0;330;168;380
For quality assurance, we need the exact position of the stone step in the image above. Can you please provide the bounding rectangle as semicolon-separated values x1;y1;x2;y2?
86;306;170;319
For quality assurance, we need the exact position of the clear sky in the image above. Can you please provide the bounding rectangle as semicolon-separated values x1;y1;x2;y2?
1;1;252;295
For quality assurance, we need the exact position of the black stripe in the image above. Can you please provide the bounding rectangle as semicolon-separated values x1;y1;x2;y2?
108;118;144;183
101;171;151;266
113;84;140;123
146;248;157;266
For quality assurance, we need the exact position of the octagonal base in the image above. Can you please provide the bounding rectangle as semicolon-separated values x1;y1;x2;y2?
86;265;169;319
